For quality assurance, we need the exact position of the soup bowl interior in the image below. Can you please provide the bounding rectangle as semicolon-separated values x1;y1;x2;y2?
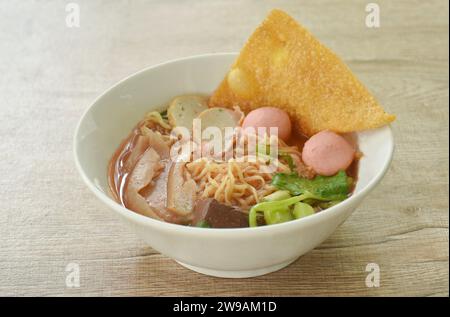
74;53;394;278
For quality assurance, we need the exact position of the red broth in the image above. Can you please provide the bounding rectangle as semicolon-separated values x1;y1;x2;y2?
108;108;359;213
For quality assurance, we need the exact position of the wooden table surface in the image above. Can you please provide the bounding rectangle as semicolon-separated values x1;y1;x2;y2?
0;0;448;296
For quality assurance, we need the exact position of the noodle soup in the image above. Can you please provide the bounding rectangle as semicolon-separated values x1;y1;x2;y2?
108;95;359;228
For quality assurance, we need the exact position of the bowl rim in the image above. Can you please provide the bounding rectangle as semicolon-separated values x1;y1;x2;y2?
73;52;394;237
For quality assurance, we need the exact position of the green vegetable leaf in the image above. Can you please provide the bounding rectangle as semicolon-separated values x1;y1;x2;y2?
293;202;315;219
249;194;311;227
195;220;210;228
271;170;351;201
263;206;294;225
263;190;291;202
317;200;341;209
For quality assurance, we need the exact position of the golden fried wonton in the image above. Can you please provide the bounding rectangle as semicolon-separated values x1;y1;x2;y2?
209;9;395;136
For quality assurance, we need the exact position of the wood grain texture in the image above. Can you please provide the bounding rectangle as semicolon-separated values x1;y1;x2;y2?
0;0;448;296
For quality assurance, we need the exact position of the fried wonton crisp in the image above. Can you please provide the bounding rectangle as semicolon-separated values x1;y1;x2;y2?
209;9;395;136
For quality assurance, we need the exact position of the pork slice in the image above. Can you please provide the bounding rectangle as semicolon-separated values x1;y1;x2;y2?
145;128;170;159
123;135;149;172
128;148;162;192
140;162;187;223
125;148;163;220
166;162;197;216
126;192;162;220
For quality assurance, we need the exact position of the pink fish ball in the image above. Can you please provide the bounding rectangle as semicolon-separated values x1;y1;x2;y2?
242;107;292;141
302;131;355;176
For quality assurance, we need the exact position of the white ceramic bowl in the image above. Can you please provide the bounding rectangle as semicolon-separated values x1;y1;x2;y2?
74;53;394;278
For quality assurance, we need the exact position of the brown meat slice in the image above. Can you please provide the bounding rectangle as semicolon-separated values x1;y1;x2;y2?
128;148;163;191
192;199;249;228
123;135;149;172
139;162;192;225
144;128;170;159
125;147;164;220
166;162;197;216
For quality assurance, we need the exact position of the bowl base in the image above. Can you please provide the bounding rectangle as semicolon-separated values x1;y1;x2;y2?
175;258;298;278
